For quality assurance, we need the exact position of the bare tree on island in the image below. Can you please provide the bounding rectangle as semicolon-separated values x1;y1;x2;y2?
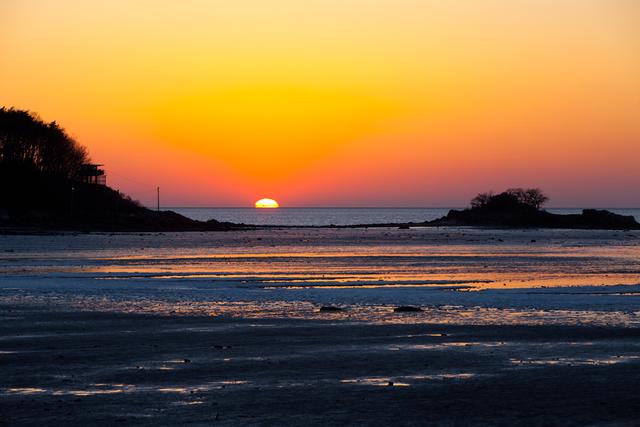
470;191;494;209
523;188;549;210
470;188;549;210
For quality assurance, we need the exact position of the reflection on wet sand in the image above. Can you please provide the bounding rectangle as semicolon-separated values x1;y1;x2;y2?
3;381;251;397
1;228;640;327
340;373;480;387
510;355;640;366
3;241;640;292
2;295;640;326
2;304;640;425
1;229;640;425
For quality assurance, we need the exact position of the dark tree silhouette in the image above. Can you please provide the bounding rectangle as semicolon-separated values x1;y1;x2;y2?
523;188;549;210
0;106;145;223
470;191;494;209
0;106;247;230
470;188;549;211
505;188;527;203
0;107;88;179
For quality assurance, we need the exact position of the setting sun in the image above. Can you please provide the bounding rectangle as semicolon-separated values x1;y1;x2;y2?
255;198;279;209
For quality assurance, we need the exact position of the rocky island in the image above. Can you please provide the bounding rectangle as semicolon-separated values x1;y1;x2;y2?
427;189;640;230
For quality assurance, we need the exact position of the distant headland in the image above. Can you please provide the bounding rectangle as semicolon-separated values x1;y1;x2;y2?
1;107;638;232
0;107;244;232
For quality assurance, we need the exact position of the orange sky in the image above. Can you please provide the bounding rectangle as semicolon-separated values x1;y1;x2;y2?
1;0;639;207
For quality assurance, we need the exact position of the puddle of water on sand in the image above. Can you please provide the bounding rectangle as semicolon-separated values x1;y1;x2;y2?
269;284;474;291
4;387;47;394
390;341;508;351
2;385;131;396
59;383;135;396
273;382;312;388
340;378;410;387
132;361;184;371
0;332;90;340
2;380;253;397
172;400;205;406
63;389;129;396
406;373;478;380
92;383;128;387
340;373;478;387
158;380;249;394
394;333;448;338
158;387;190;393
510;355;640;366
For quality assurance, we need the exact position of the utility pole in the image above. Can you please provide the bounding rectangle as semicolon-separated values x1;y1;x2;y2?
157;186;160;212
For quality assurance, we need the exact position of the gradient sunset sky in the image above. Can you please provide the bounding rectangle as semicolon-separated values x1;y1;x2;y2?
2;0;639;207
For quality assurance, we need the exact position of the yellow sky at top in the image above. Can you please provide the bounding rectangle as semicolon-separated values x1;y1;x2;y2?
1;0;639;206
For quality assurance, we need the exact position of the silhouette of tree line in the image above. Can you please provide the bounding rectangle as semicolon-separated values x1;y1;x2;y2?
0;107;150;224
0;107;88;179
471;188;549;211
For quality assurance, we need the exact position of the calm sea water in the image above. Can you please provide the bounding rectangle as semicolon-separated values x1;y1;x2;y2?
169;207;640;226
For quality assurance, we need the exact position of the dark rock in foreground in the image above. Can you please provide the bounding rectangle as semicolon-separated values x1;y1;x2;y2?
319;306;343;312
394;306;423;312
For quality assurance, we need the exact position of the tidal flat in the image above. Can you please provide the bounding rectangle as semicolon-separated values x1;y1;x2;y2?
1;227;640;425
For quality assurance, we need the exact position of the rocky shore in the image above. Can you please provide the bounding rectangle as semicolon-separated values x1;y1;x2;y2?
428;207;640;229
3;206;639;233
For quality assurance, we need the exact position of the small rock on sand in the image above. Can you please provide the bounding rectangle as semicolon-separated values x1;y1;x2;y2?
394;306;422;313
319;306;342;312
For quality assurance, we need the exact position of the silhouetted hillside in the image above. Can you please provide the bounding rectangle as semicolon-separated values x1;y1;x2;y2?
0;107;243;231
1;162;141;222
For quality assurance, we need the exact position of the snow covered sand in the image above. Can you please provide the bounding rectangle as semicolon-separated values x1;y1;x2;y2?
1;227;640;425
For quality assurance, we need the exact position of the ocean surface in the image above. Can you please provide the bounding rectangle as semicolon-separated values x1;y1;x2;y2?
170;207;640;226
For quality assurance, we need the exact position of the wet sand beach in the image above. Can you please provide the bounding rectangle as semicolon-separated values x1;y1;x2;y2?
1;227;640;425
2;307;640;426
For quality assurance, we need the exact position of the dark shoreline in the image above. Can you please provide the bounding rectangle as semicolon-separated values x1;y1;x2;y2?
2;208;639;235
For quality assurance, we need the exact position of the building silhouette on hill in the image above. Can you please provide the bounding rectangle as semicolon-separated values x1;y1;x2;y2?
80;163;106;185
